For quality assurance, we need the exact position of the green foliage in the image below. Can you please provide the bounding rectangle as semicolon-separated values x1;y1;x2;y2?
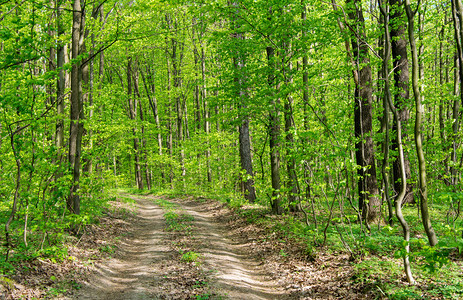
164;211;194;233
46;279;82;298
353;257;403;287
0;0;462;297
99;244;116;255
195;293;211;300
180;251;201;264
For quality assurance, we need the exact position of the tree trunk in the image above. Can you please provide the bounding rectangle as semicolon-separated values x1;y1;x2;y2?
166;41;174;188
201;45;212;183
451;0;463;187
404;0;438;247
267;36;282;214
192;17;201;133
140;66;163;161
81;36;92;175
379;0;415;284
68;0;84;215
389;0;414;204
232;1;257;202
347;0;380;224
127;57;143;190
56;0;66;176
133;63;151;190
302;2;310;132
168;14;186;184
283;43;299;212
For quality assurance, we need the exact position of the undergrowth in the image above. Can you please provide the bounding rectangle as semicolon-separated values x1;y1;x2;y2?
0;189;136;299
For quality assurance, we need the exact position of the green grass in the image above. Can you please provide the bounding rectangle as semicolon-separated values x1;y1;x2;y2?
180;250;201;263
164;211;195;233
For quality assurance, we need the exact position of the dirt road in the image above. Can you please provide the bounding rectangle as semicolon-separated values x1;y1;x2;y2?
72;196;287;299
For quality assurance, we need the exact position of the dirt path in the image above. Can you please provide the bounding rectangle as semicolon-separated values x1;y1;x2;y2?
72;196;169;300
178;200;286;299
70;196;288;299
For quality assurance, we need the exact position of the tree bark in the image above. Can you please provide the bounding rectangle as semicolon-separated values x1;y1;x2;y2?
167;14;186;184
140;66;163;159
201;42;212;183
346;0;380;223
55;0;66;176
68;0;84;215
451;0;463;187
389;0;414;204
132;63;151;190
127;57;143;190
267;38;282;214
283;43;299;212
379;0;415;284
166;40;174;188
231;1;257;202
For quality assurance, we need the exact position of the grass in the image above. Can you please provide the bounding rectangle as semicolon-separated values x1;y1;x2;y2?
164;211;195;233
180;250;201;264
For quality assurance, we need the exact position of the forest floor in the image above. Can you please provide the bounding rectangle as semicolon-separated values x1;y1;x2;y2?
6;194;373;299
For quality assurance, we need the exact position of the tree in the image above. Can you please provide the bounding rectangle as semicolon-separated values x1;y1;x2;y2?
68;0;85;215
404;0;438;247
451;0;463;187
389;0;414;204
127;57;144;190
231;1;257;202
346;0;380;224
266;7;282;215
379;0;415;284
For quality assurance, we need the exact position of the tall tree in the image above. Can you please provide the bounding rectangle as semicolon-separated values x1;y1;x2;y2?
379;0;415;284
451;0;463;187
127;57;144;190
346;0;380;223
267;7;282;215
68;0;85;215
231;1;257;202
55;0;66;177
389;0;414;204
404;0;438;246
282;20;299;212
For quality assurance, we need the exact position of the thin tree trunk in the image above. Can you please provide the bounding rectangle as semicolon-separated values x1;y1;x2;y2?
283;42;299;212
231;0;257;202
379;0;415;284
133;63;151;190
266;17;282;214
168;14;186;184
302;1;310;132
201;45;212;183
127;58;143;190
404;0;438;247
192;17;201;133
140;66;163;161
68;0;84;215
55;0;66;178
166;36;174;188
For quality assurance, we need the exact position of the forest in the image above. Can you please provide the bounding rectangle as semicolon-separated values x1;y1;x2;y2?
1;0;463;298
